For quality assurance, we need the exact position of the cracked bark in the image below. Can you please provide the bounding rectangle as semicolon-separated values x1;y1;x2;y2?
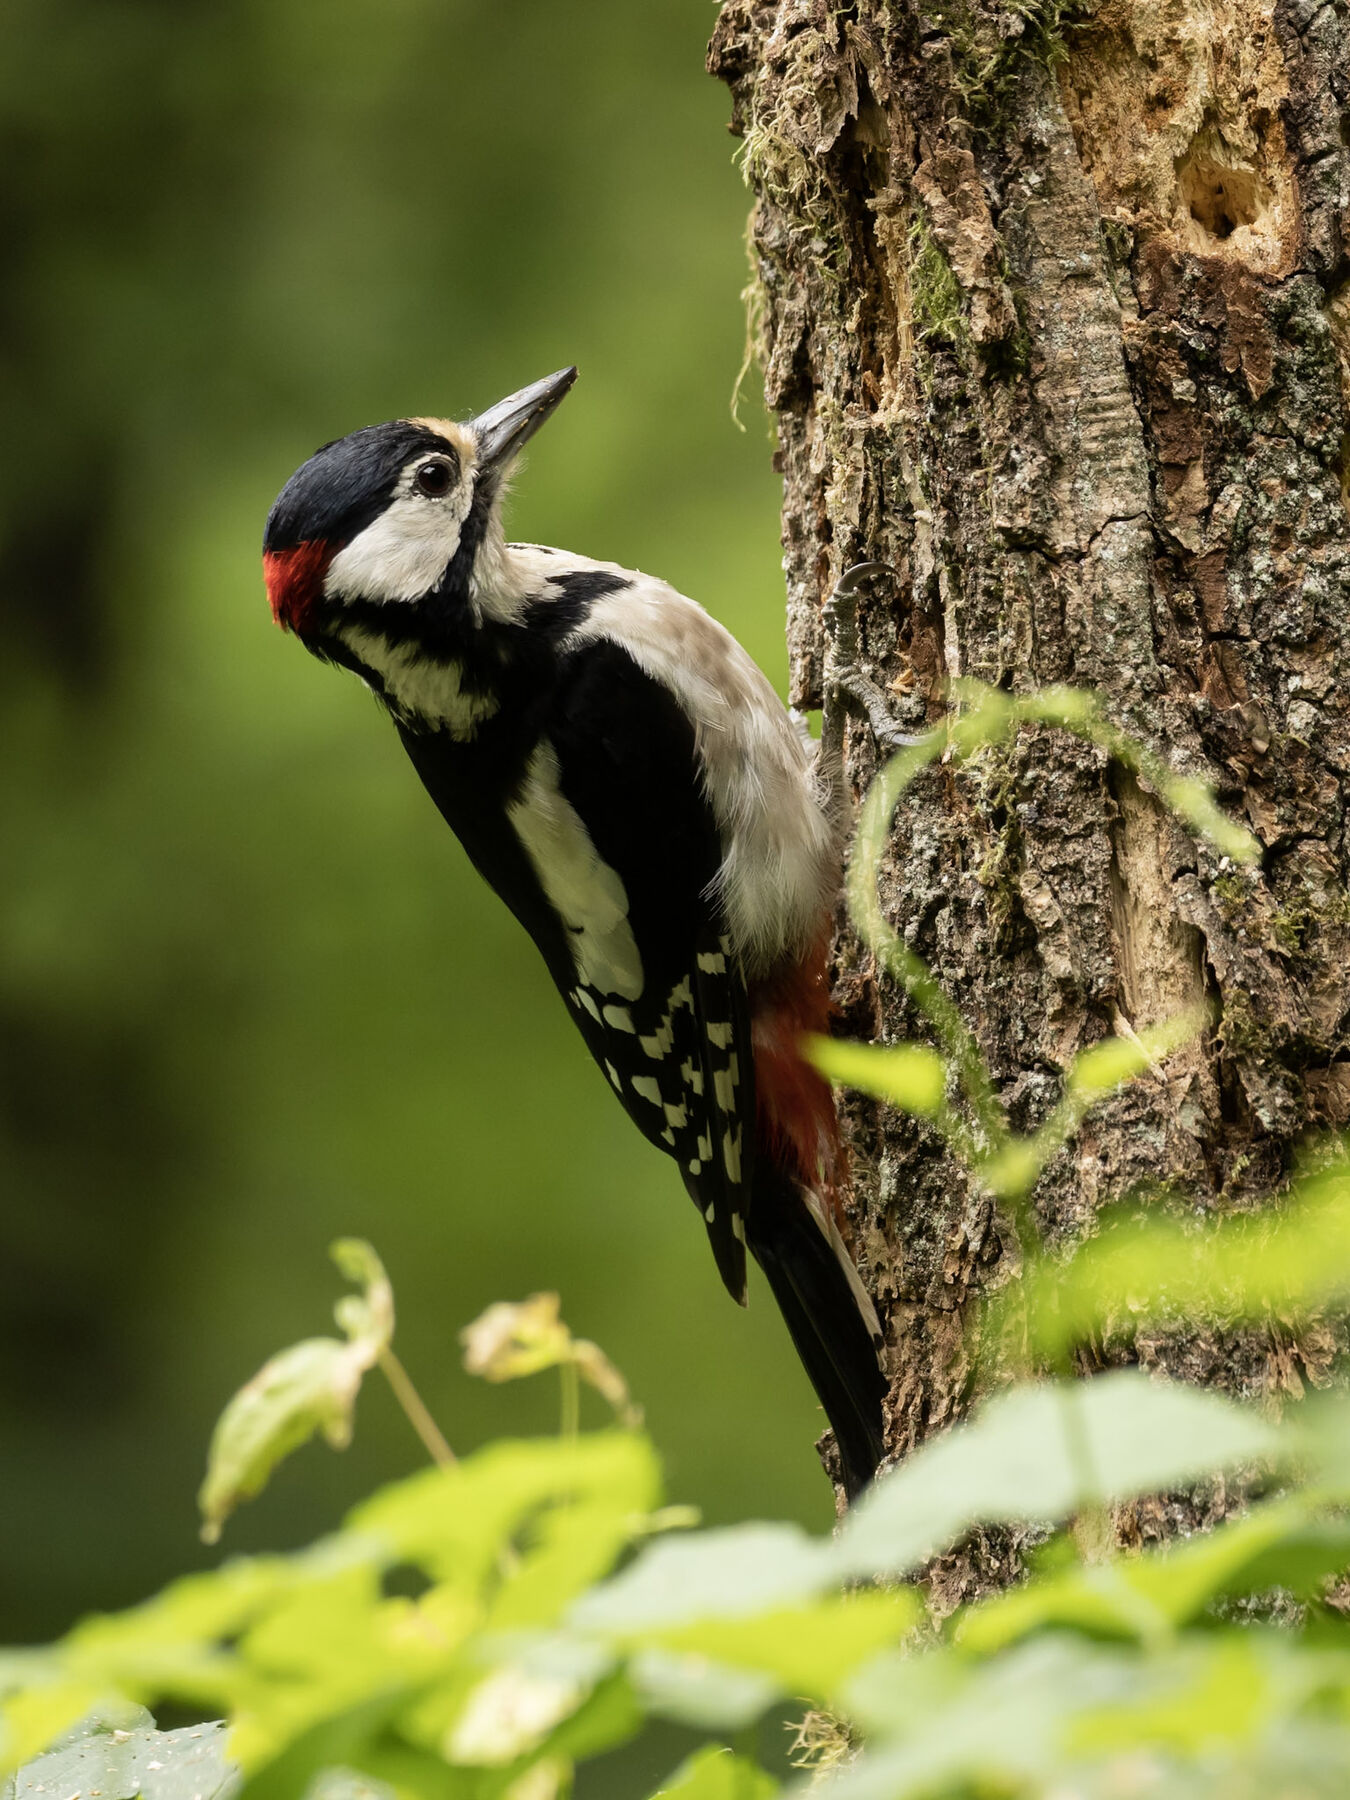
710;0;1350;1599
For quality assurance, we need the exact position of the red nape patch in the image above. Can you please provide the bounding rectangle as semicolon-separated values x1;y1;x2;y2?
750;930;847;1213
263;541;331;633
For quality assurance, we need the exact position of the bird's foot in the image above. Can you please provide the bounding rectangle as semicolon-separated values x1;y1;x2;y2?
823;562;929;755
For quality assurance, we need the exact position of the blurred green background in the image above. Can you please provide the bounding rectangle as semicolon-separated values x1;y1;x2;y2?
0;0;839;1653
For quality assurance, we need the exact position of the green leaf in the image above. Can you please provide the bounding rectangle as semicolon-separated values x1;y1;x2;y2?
837;1636;1112;1794
805;1040;947;1118
1162;775;1261;864
445;1665;592;1766
835;1635;1350;1797
1066;1013;1203;1100
628;1651;778;1730
995;1153;1350;1362
233;1689;434;1800
976;1139;1042;1200
837;1372;1279;1578
1;1685;120;1775
650;1744;778;1800
352;1432;660;1603
957;1495;1346;1652
639;1593;920;1700
300;1770;398;1800
5;1717;238;1800
571;1524;837;1630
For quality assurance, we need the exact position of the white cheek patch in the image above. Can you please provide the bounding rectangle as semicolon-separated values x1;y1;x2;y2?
325;486;472;604
509;741;644;1001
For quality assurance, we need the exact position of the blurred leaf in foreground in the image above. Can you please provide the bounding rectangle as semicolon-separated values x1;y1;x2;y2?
198;1240;396;1544
836;1371;1279;1579
4;1714;237;1800
461;1292;640;1425
991;1148;1350;1363
649;1743;778;1800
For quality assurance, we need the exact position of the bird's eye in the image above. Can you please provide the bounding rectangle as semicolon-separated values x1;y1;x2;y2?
413;459;454;498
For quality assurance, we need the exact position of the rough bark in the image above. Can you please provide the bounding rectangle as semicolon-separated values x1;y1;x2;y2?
710;0;1350;1595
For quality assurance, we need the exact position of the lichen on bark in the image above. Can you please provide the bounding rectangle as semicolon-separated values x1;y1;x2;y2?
709;0;1350;1569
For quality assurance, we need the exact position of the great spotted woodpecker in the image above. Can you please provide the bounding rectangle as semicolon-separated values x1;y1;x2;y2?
263;368;888;1495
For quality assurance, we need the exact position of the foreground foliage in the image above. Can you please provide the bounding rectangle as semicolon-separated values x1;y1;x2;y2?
7;1145;1350;1799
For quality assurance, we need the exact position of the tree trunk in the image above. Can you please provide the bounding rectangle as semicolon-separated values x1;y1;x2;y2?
710;0;1350;1594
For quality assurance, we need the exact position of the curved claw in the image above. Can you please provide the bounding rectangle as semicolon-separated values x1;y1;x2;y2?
829;560;899;602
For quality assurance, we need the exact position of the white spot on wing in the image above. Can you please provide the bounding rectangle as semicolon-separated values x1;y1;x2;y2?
722;1128;742;1183
508;740;644;999
696;950;727;974
706;1023;733;1049
605;1062;621;1089
602;1004;635;1032
576;988;602;1022
664;1101;688;1128
639;1014;674;1058
631;1076;662;1106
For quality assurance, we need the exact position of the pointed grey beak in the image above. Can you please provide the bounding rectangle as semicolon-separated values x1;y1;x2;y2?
472;367;577;475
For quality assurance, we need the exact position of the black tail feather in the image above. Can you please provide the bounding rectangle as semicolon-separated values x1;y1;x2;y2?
746;1168;887;1500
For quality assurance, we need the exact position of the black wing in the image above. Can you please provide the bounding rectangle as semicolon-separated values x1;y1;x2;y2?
398;635;759;1300
546;638;758;1302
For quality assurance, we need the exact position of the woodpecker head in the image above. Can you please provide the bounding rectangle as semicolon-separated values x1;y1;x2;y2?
262;366;577;636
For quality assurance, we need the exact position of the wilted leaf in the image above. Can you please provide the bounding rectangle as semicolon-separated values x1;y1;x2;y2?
198;1241;399;1544
462;1294;573;1382
328;1239;394;1362
198;1338;372;1545
570;1338;641;1427
460;1295;639;1424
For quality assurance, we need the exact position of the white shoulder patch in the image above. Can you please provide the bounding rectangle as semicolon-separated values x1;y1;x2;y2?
567;575;837;972
508;740;644;1000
